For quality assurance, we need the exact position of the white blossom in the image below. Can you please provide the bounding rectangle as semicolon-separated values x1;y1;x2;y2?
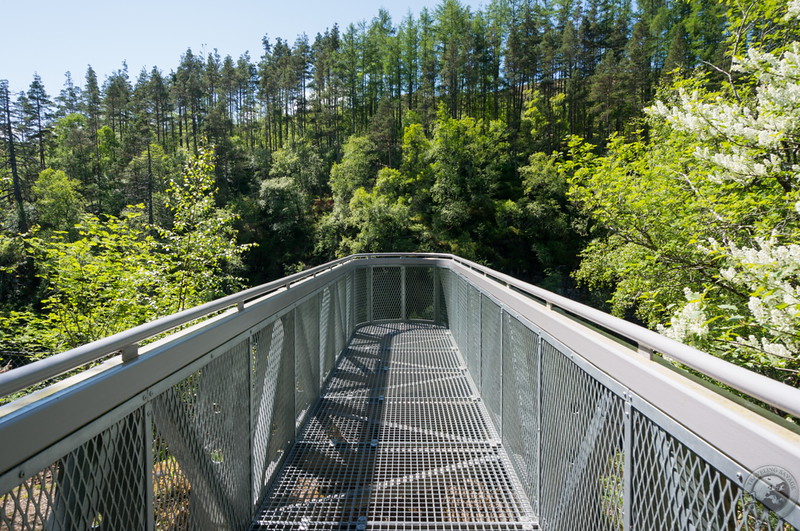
647;42;800;192
786;0;800;20
659;288;709;342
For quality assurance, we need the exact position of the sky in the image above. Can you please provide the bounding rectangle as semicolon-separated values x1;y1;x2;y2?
2;0;484;95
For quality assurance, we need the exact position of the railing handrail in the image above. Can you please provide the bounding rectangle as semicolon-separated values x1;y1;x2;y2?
2;252;798;420
0;255;359;399
444;254;800;419
0;253;454;400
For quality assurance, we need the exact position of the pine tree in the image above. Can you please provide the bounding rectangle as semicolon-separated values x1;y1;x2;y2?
0;80;27;233
56;72;81;118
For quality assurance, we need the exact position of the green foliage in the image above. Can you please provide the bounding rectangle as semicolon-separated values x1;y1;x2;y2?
159;147;252;312
7;0;796;388
32;169;84;231
26;208;160;349
49;114;94;190
269;140;325;198
329;136;379;211
430;110;510;241
566;18;800;384
2;147;252;352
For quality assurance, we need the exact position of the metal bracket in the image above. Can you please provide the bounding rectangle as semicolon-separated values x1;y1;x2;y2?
121;343;139;362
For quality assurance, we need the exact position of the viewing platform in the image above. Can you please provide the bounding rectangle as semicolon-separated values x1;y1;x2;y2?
251;323;535;529
1;254;798;530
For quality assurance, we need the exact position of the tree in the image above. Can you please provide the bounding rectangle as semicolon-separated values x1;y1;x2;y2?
430;108;511;256
329;135;379;211
32;169;84;232
1;80;27;233
436;0;473;118
24;74;53;169
268;139;325;199
19;146;251;350
159;146;251;312
567;7;800;384
50;113;95;198
56;72;81;118
82;66;102;144
25;207;162;349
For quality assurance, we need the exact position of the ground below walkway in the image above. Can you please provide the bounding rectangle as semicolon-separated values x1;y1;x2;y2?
250;323;536;530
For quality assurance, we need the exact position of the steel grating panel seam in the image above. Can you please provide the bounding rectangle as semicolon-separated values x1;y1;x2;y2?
251;323;537;530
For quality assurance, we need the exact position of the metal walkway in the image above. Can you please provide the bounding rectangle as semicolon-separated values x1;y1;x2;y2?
250;323;536;530
2;255;799;530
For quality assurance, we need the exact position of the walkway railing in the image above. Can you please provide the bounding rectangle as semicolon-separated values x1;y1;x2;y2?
0;254;798;529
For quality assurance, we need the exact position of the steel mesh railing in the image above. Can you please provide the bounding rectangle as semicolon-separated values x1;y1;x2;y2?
1;255;798;530
441;263;800;530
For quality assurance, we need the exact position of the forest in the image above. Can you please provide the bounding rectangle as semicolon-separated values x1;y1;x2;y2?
1;0;799;391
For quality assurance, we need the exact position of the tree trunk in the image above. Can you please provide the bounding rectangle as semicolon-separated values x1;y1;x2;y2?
2;85;27;233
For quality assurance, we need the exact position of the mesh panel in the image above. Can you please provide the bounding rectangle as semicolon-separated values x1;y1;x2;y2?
354;268;369;325
439;269;453;327
450;273;470;363
539;339;626;531
632;410;796;530
1;410;147;530
9;260;796;531
345;273;353;340
436;268;450;327
372;267;402;321
151;338;252;530
296;295;322;428
481;295;503;432
405;267;435;321
251;314;297;508
320;287;337;382
335;278;348;359
501;313;540;513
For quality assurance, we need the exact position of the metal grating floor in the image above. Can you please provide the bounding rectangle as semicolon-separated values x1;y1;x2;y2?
250;323;537;530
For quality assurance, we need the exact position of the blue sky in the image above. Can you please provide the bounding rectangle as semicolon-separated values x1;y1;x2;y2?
2;0;484;95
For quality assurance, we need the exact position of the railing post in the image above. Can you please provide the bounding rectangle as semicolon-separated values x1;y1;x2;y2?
368;267;374;323
247;329;255;515
498;308;504;440
401;266;407;321
623;395;632;530
433;268;440;325
144;402;155;531
536;335;543;519
348;270;354;334
289;312;297;447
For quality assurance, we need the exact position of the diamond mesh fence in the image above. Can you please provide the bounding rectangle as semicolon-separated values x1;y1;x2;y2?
2;261;798;531
1;409;147;530
439;266;797;531
321;287;335;384
354;267;369;326
251;312;297;509
1;269;360;531
372;267;402;321
296;294;322;429
405;267;435;321
151;336;253;530
631;410;795;530
501;313;540;515
481;294;503;433
539;339;626;530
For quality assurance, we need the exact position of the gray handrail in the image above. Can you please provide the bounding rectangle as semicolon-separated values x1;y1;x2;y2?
3;252;798;420
0;255;363;398
446;254;800;419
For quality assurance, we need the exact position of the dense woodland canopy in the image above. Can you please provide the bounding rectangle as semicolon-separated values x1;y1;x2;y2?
2;0;800;394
